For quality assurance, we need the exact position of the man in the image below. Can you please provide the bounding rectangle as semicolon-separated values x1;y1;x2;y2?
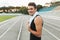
27;2;43;40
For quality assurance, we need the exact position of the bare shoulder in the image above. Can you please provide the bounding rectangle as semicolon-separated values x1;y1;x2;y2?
34;16;43;23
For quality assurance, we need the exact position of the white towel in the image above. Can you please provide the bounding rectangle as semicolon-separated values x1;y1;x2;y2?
29;12;39;26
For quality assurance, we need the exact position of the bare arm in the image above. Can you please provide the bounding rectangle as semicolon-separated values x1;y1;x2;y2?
28;16;43;37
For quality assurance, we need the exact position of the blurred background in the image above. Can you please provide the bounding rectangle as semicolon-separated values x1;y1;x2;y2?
0;0;60;40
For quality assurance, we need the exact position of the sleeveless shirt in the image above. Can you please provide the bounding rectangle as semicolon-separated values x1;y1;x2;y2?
30;15;43;40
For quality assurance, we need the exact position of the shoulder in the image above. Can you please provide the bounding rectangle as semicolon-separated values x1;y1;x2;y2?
34;16;43;24
35;16;42;22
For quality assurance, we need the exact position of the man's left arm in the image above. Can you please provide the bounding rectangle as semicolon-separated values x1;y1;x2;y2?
28;16;43;37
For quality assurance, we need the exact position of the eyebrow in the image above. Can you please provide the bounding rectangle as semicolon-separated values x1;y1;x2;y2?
28;8;33;9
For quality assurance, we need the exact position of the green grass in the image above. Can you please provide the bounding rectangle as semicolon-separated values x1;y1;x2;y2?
0;15;16;22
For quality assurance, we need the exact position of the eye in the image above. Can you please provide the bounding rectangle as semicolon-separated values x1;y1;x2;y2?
28;8;33;10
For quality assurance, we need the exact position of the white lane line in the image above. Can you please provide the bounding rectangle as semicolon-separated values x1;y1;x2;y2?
45;21;60;28
0;16;16;24
0;16;20;39
0;14;22;16
17;16;24;40
43;27;60;40
0;17;17;28
17;20;23;40
41;15;60;20
45;22;60;31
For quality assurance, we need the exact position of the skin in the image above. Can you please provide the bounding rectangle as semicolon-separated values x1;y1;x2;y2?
27;6;43;37
28;6;37;16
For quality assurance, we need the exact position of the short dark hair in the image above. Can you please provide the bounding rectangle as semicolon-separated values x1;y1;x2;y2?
28;2;37;9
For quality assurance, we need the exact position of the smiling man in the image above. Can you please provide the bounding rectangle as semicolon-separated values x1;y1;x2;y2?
27;2;43;40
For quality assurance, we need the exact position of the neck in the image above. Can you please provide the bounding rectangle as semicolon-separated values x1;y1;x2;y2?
32;11;37;16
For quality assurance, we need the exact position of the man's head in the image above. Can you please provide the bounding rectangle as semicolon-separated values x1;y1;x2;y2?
28;2;37;16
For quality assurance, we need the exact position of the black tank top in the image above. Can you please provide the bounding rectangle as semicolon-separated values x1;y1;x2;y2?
30;15;43;40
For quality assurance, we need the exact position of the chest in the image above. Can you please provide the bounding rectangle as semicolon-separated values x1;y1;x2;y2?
30;19;36;31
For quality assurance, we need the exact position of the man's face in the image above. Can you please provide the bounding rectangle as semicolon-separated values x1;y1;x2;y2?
28;6;37;16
